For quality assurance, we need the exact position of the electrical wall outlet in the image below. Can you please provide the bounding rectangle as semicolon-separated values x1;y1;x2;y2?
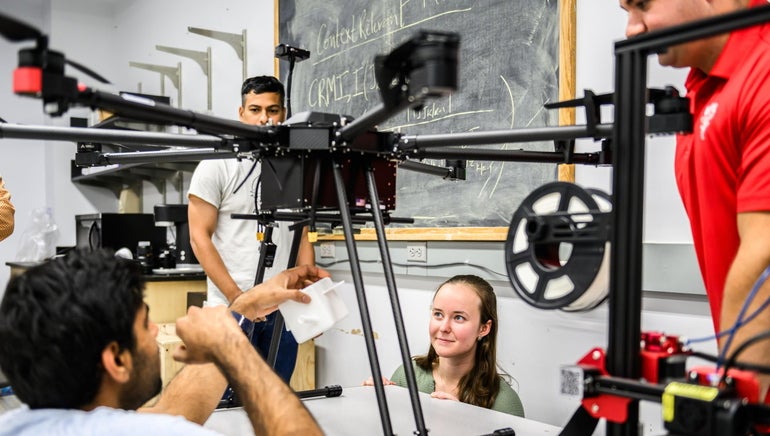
319;242;336;258
406;243;427;262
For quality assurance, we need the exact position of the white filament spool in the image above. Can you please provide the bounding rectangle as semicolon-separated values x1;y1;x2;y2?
505;182;611;312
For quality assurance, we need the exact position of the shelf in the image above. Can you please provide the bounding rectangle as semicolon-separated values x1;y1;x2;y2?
71;160;197;197
70;117;199;197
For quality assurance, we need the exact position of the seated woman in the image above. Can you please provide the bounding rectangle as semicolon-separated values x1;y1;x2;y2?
364;275;524;417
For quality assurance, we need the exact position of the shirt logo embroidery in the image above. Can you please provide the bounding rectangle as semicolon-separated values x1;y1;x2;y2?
700;102;718;141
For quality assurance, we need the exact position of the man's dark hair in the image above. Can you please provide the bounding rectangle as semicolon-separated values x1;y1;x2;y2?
0;249;145;409
241;75;285;105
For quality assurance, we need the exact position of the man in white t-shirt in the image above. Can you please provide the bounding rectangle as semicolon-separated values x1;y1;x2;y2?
188;76;315;383
0;249;325;435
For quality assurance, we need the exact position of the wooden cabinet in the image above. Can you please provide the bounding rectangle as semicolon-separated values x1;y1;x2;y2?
8;263;208;325
143;276;207;324
291;340;315;391
145;275;315;391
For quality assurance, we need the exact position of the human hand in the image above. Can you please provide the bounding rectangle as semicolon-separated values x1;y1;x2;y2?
362;376;396;386
172;306;244;365
274;264;332;289
430;391;460;401
230;265;331;320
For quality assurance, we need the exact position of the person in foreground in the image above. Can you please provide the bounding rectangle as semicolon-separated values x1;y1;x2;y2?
364;275;525;417
0;249;325;435
620;0;770;399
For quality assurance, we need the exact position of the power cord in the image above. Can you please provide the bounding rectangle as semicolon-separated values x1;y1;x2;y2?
719;329;770;387
685;265;770;360
315;258;508;278
717;264;770;368
688;349;770;375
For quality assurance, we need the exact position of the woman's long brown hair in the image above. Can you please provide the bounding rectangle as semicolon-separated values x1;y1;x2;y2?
414;275;500;409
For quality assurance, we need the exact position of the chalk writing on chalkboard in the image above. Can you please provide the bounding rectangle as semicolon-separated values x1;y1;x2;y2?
279;0;560;227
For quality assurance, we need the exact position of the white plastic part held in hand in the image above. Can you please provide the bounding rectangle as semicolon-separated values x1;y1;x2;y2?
278;278;349;343
321;279;345;295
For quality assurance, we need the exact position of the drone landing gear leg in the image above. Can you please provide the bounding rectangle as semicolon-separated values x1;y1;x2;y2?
265;221;306;368
332;160;395;436
365;164;429;436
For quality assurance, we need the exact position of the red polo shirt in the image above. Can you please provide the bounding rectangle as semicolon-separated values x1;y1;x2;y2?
675;0;770;332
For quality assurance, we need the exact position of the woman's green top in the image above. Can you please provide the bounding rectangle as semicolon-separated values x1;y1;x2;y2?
390;361;525;418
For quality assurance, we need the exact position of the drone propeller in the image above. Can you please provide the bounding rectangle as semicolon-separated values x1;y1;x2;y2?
0;12;44;43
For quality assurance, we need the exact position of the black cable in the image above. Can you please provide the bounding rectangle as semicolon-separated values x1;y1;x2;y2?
686;350;721;365
689;350;770;374
718;265;770;367
315;258;508;278
66;58;111;84
285;57;295;118
262;158;283;192
308;159;322;233
296;385;342;399
232;159;258;194
719;329;770;387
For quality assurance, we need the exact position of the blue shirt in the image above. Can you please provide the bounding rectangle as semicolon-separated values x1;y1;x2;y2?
0;405;221;436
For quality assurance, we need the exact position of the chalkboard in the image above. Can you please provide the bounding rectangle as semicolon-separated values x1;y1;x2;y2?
278;0;567;229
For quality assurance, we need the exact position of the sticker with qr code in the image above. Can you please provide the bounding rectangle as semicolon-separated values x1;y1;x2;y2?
560;366;584;397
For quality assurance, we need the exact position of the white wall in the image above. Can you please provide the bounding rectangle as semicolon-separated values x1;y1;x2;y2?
574;3;692;244
0;0;278;294
47;0;277;234
48;0;125;253
0;0;51;292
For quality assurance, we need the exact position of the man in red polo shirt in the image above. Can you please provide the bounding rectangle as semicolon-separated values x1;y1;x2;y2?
620;0;770;398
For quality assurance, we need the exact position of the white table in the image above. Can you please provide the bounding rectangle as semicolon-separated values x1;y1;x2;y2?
205;385;561;435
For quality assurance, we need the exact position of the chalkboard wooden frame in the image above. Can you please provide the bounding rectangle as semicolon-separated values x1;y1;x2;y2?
274;0;576;242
